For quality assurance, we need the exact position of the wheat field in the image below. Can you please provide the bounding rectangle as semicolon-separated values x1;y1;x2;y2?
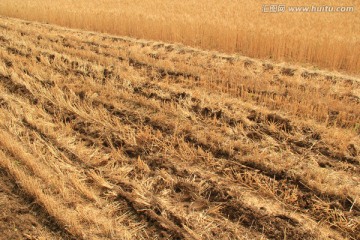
0;0;359;74
0;16;359;239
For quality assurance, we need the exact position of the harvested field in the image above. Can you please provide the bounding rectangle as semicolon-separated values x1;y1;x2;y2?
0;16;359;239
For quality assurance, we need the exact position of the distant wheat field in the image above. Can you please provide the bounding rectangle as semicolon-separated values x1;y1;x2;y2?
0;0;359;74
